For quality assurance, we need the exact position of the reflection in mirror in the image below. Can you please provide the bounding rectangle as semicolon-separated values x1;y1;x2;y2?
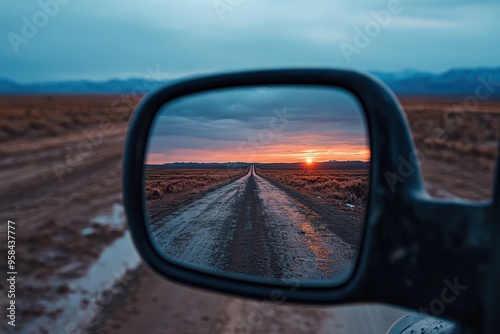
144;86;370;286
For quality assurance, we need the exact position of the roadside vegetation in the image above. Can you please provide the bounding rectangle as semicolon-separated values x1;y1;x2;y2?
257;169;369;208
144;168;248;222
145;168;248;200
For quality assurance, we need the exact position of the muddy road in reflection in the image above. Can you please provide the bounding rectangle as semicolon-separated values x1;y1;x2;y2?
150;166;362;284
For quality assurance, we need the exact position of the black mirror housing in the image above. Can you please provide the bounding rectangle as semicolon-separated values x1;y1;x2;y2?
123;68;500;332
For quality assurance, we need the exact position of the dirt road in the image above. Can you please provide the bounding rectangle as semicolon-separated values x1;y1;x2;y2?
3;95;497;333
151;166;359;283
89;265;407;334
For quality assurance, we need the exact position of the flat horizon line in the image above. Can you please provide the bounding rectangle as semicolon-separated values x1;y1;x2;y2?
146;160;370;165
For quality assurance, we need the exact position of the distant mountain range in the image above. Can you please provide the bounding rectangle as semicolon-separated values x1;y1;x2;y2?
0;78;155;95
1;67;500;96
371;67;500;96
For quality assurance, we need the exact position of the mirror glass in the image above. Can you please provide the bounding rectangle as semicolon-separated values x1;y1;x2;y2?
144;86;370;287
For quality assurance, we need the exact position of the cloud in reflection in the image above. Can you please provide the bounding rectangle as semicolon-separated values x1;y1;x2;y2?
146;86;369;164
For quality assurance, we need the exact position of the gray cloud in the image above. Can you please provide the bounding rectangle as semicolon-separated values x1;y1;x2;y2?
1;0;498;82
147;86;368;159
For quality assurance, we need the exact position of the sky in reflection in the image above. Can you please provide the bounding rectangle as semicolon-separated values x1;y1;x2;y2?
146;86;369;164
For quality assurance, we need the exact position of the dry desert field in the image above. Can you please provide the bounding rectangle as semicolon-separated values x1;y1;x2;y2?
0;94;498;333
145;167;248;222
256;169;369;211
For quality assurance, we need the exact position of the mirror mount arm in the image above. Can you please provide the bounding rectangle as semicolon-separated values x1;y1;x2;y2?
364;193;495;331
493;143;500;207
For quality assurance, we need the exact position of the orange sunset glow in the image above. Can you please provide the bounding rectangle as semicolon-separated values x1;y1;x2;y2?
146;141;370;165
145;86;370;165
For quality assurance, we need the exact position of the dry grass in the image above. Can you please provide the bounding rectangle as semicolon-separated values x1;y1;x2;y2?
401;98;500;167
257;169;369;208
145;168;248;200
144;168;248;220
0;95;133;142
400;98;500;200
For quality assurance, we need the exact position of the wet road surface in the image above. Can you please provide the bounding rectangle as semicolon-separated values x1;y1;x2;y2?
150;166;361;284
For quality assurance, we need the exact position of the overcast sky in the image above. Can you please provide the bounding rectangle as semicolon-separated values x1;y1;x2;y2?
1;0;499;83
146;86;369;164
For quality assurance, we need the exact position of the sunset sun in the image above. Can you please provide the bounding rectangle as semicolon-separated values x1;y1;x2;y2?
306;158;313;164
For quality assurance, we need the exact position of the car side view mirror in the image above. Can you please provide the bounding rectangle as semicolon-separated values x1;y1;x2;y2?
123;69;500;332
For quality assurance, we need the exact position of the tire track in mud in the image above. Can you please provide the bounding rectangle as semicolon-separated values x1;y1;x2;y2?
252;167;357;283
150;170;250;272
221;167;284;279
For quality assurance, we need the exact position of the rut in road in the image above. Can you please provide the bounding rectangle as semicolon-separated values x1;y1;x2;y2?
150;166;359;284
